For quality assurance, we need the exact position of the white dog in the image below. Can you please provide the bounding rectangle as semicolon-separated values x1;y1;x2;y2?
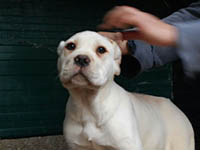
57;31;194;150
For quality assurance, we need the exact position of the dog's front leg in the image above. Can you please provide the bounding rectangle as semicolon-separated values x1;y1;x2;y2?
106;117;143;150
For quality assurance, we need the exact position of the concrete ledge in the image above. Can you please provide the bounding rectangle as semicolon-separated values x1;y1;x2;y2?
0;135;68;150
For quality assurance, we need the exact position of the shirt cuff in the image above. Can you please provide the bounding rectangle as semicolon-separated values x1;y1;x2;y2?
127;40;155;71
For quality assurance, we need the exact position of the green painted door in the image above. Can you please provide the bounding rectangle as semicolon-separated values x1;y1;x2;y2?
0;0;172;138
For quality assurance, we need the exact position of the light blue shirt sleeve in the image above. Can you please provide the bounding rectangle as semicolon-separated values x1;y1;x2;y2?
175;20;200;77
126;0;200;77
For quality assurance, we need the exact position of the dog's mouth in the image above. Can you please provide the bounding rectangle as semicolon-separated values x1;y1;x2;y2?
60;66;103;88
63;69;91;86
72;71;88;81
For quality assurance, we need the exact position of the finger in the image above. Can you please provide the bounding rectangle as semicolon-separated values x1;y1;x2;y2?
99;7;132;29
98;32;112;39
99;6;142;30
97;23;113;30
122;31;143;40
99;17;135;30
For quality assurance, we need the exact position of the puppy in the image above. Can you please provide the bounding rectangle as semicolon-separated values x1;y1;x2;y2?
57;31;194;150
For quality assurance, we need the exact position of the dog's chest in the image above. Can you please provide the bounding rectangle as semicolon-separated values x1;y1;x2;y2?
67;118;115;149
82;121;102;141
82;120;113;145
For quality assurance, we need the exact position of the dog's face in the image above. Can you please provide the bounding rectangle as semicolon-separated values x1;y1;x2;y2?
57;31;121;89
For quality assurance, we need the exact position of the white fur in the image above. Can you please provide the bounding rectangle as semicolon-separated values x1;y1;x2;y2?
57;31;194;150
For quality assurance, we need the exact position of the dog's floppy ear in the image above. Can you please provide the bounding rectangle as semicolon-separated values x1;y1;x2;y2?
110;39;122;76
57;41;65;55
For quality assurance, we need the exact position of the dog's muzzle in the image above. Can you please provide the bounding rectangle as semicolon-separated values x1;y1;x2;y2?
74;55;91;67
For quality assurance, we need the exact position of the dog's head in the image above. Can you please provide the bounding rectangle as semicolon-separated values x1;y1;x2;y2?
57;31;121;89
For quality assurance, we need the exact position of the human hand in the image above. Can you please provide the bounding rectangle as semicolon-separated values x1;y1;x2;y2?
98;32;129;55
99;6;177;46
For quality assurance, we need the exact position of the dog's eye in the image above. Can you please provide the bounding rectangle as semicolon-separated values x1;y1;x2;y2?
65;42;76;50
97;46;107;54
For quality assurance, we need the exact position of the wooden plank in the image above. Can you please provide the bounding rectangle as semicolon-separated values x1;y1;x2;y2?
0;46;56;53
0;46;57;60
0;76;63;90
0;60;57;75
0;23;67;32
0;16;101;26
0;30;66;39
0;103;67;114
0;126;62;139
0;90;68;106
0;30;77;46
0;111;65;125
0;0;109;17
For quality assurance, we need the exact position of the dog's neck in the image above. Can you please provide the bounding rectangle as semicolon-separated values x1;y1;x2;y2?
67;80;122;126
68;81;112;107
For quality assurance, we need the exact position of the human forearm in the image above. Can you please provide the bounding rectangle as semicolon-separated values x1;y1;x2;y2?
99;0;200;77
127;0;200;74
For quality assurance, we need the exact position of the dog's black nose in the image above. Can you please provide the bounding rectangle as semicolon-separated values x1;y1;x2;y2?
74;55;91;67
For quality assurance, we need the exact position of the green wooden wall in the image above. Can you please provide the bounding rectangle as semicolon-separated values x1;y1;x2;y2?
0;0;172;138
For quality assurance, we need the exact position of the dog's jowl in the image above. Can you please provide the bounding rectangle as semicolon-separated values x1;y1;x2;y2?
57;31;194;150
